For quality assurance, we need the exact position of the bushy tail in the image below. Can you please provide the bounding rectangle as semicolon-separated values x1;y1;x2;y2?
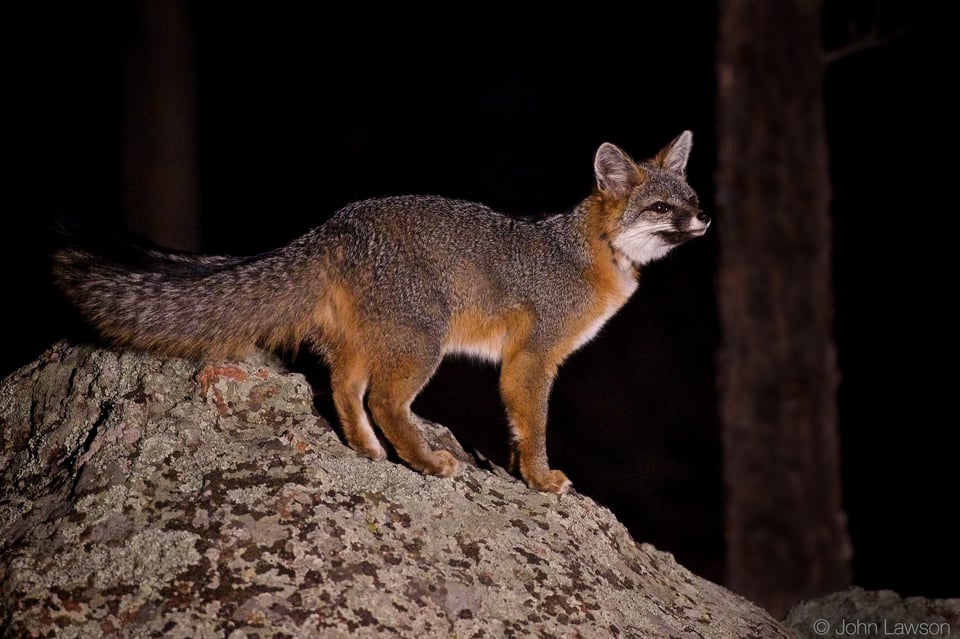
52;229;322;359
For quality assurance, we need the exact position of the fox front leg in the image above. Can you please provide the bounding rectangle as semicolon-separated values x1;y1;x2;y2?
499;351;571;494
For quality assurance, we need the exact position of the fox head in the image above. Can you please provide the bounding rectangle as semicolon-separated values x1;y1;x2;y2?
592;131;709;267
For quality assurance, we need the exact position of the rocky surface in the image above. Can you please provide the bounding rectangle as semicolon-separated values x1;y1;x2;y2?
1;342;799;638
785;586;959;639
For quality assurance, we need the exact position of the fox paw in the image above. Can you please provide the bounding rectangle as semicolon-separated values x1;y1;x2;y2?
351;439;387;461
526;469;572;495
421;449;460;478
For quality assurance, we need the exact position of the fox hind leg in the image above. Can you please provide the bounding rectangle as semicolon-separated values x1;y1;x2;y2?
328;352;386;461
367;354;459;478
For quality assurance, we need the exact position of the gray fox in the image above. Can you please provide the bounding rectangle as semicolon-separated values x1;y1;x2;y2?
53;132;709;494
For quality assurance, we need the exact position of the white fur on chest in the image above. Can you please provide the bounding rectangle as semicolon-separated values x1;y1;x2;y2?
570;303;617;352
570;278;637;352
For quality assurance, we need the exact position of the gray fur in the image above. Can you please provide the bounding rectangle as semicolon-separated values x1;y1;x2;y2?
54;138;708;360
52;136;708;492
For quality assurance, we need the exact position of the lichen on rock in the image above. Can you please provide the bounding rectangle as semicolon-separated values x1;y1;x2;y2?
1;342;799;638
785;587;959;639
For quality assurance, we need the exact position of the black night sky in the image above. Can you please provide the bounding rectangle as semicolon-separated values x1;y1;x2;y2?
6;2;955;606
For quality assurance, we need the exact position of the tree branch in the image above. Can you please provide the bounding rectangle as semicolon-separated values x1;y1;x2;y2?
825;25;911;65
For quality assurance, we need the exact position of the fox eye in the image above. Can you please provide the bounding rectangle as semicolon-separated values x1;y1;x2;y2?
650;201;672;213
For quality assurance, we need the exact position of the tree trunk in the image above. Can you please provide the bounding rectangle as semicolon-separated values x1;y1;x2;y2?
716;0;851;616
123;0;201;251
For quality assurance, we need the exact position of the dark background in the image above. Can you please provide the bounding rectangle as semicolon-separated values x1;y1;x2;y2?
7;2;954;602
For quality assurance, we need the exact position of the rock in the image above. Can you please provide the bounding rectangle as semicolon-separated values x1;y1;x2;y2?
1;342;799;638
785;586;959;639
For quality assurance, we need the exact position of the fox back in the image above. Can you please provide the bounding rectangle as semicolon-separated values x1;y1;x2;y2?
54;132;709;493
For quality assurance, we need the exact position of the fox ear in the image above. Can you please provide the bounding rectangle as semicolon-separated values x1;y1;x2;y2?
594;143;639;198
654;130;693;175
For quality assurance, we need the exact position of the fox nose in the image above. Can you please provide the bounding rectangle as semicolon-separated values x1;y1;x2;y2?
696;211;711;224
